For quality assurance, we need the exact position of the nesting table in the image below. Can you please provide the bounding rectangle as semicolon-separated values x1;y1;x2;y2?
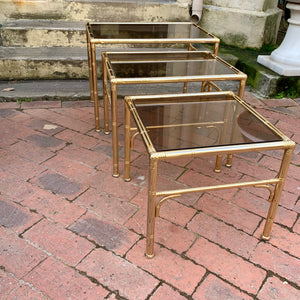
102;51;247;177
86;22;220;132
124;91;295;258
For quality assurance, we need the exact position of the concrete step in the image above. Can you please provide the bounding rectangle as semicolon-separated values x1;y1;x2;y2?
0;0;189;23
0;46;91;80
1;20;87;47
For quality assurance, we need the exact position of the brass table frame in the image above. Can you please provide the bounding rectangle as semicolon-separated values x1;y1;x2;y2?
103;51;247;177
86;22;220;132
124;91;295;258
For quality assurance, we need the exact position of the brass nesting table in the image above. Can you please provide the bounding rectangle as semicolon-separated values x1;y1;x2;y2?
102;51;247;177
124;91;295;258
86;22;220;132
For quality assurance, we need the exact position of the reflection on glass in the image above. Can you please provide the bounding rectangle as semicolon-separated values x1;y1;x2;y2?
134;95;282;152
89;23;211;39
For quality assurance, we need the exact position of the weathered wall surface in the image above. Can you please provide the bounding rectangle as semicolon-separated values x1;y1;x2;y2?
201;0;282;48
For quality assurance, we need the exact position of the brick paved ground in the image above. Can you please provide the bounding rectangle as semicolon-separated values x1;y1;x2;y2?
0;92;299;299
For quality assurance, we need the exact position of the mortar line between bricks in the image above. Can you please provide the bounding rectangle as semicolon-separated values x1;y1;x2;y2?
249;241;300;289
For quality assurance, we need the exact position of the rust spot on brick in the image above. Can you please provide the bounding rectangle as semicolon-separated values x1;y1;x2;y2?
0;200;29;228
71;218;125;250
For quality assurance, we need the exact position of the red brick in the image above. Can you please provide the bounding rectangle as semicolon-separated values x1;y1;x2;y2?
259;155;299;181
0;269;19;295
24;257;108;300
31;171;87;201
188;212;258;259
22;100;61;109
188;156;243;182
278;191;298;210
22;189;86;227
0;118;38;140
282;176;300;196
55;129;98;149
70;212;139;256
132;155;185;180
250;243;300;286
0;227;47;278
26;132;66;152
178;169;237;201
156;174;201;206
86;171;141;201
23;117;64;136
293;218;300;235
74;188;137;225
26;108;93;133
194;194;261;234
0;170;38;202
58;144;107;168
52;106;94;124
193;274;253;300
9;140;55;164
6;283;47;300
186;237;266;294
43;155;96;183
0;195;42;234
23;219;95;266
231;157;277;180
232;190;297;228
77;248;159;300
159;199;196;227
254;223;300;258
0;102;18;109
126;239;206;294
257;276;300;300
126;207;196;254
244;91;265;108
150;284;187;300
0;153;46;181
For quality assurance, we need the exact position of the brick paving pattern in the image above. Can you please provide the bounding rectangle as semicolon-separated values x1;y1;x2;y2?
0;91;299;299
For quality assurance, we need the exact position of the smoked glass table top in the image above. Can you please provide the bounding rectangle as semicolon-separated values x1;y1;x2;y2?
129;92;283;152
87;22;218;43
106;51;240;80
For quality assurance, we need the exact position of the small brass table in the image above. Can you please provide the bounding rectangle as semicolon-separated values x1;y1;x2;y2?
103;51;247;177
124;91;295;258
86;22;220;131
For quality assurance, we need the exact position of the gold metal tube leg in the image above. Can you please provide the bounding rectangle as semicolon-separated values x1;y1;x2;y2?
86;31;94;104
102;54;110;134
226;154;233;167
261;147;294;240
214;155;222;173
91;44;100;132
146;157;158;258
124;102;131;182
111;83;119;177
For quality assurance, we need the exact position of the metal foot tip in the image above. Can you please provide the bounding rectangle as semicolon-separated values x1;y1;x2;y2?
145;253;155;259
261;234;270;241
225;164;232;168
214;169;221;173
112;174;120;178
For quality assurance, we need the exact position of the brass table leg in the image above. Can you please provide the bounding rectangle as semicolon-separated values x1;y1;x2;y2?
111;83;119;177
91;44;101;132
146;157;158;258
124;102;131;181
261;146;294;240
102;53;110;134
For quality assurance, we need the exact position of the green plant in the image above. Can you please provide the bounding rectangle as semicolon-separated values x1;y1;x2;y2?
17;98;33;111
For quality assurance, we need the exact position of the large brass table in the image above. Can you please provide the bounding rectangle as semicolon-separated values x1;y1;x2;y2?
103;51;247;177
86;22;220;132
124;91;295;258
